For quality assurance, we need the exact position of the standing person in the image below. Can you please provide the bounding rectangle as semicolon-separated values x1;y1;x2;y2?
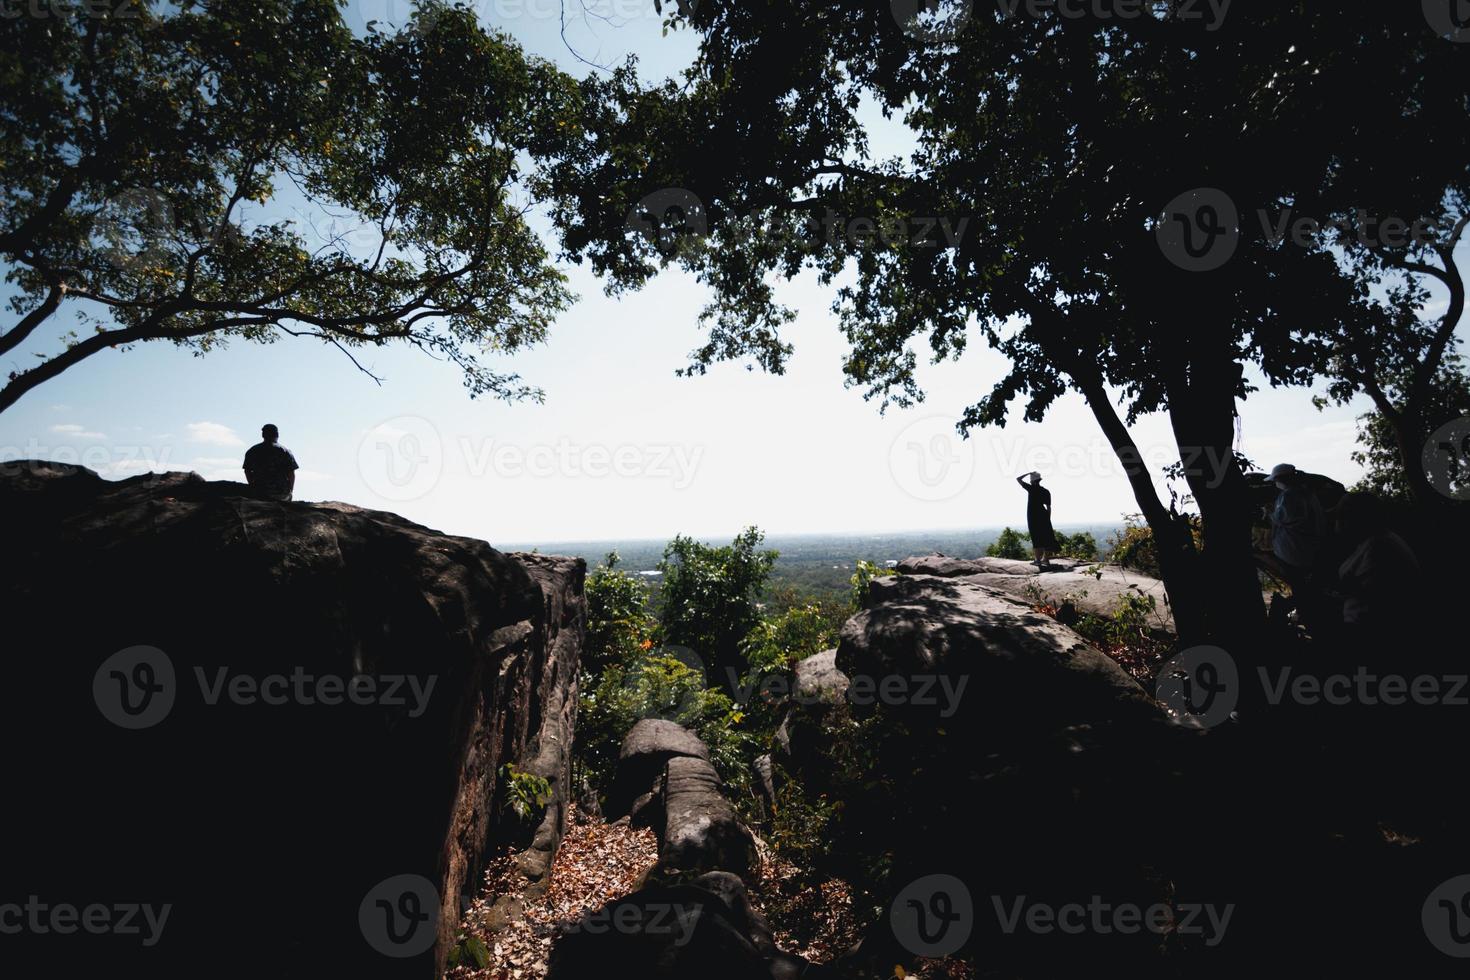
1016;471;1060;570
1268;463;1327;606
243;423;299;501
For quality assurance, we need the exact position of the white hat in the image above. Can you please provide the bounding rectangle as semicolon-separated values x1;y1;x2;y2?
1269;463;1297;481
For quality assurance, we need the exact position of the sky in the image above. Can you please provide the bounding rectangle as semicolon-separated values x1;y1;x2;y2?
2;2;1464;546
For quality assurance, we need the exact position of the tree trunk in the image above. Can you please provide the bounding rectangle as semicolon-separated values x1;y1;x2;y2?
1165;360;1266;656
1074;376;1208;643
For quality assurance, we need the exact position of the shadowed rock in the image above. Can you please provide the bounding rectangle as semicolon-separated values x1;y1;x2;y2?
607;718;712;820
0;462;584;977
659;755;758;878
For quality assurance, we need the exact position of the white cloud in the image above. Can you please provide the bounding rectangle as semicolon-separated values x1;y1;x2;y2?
296;468;331;483
186;421;244;447
50;423;106;439
189;456;245;481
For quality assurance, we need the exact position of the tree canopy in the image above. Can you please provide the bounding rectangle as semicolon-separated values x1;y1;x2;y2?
1;0;584;412
546;3;1470;641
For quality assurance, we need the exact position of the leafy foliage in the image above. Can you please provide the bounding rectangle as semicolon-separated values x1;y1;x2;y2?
848;558;895;608
503;764;553;823
583;551;659;674
986;527;1031;560
1107;513;1202;579
1346;357;1470;502
656;527;778;672
1;0;584;411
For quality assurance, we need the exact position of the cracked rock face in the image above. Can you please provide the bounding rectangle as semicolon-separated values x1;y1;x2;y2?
1;462;584;977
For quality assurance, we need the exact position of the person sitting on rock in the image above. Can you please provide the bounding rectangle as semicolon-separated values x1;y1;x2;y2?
243;423;299;501
1016;471;1060;571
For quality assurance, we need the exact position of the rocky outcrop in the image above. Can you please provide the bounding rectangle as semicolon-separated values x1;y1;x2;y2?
606;717;712;825
546;873;817;980
831;571;1182;975
772;649;849;794
606;721;757;880
897;553;1175;632
660;756;758;878
552;723;782;978
0;462;583;976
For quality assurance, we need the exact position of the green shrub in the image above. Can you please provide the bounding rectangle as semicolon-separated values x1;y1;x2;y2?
577;653;756;798
849;559;896;608
986;526;1031;559
584;552;659;675
503;764;553;823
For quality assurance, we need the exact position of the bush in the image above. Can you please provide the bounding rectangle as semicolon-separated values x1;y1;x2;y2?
576;653;756;798
986;526;1031;559
1106;513;1201;578
1056;530;1099;560
584;552;659;675
657;527;778;672
849;559;896;608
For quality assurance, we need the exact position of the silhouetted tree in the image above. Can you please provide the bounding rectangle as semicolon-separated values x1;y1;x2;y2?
547;4;1469;646
0;0;584;412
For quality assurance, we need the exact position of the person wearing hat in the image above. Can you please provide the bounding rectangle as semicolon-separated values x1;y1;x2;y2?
1268;463;1327;603
243;423;299;501
1015;471;1060;570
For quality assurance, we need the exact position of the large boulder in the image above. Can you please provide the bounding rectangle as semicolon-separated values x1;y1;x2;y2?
772;649;849;791
897;553;1175;633
607;718;712;822
831;573;1181;974
0;462;584;977
659;756;758;878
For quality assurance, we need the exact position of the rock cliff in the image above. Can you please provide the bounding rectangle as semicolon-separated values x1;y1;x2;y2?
0;462;584;976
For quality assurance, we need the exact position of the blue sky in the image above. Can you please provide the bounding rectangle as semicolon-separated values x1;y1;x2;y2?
2;2;1464;545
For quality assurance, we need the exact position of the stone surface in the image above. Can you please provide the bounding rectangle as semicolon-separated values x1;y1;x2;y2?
606;717;712;819
832;572;1180;973
658;755;758;878
897;553;1175;632
0;462;584;976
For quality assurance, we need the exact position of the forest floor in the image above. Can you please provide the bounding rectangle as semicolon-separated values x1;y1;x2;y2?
448;807;974;979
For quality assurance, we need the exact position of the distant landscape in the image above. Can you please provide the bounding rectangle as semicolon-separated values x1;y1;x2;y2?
502;525;1123;596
